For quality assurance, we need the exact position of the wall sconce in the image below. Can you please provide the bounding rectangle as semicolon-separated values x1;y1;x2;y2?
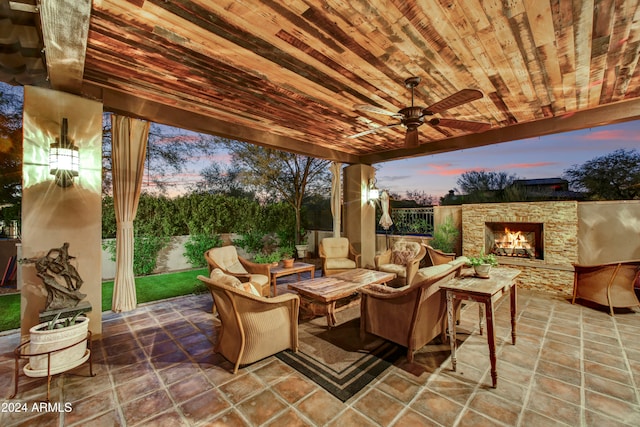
368;179;380;203
49;118;79;187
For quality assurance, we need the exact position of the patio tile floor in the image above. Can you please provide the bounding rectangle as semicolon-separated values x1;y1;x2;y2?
1;282;639;426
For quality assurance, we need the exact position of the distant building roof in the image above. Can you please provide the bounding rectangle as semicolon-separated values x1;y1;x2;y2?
512;178;567;186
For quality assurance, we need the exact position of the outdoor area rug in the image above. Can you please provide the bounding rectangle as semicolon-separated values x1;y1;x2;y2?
276;306;405;402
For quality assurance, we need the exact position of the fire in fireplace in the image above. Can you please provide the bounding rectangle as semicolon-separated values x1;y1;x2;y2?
485;222;543;260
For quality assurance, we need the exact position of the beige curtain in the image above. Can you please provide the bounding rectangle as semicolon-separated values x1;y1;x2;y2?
111;115;150;312
379;190;393;230
330;162;342;237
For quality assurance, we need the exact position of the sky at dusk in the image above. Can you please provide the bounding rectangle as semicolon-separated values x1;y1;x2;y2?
374;120;640;199
162;119;640;199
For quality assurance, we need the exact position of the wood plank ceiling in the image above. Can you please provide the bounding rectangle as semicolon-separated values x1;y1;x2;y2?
2;0;640;165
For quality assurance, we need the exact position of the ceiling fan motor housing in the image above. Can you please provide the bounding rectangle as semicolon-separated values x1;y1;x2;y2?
399;106;425;129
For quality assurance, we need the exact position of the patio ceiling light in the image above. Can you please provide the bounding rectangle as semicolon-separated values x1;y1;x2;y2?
49;118;79;187
368;179;380;203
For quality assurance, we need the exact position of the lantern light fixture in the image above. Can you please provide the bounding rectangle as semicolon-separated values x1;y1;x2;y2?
49;118;79;187
368;178;380;203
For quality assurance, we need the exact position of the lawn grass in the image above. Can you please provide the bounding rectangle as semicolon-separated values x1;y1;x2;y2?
0;268;209;332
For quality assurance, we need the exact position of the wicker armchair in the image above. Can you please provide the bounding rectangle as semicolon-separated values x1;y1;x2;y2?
572;260;640;316
375;241;426;287
319;237;361;276
198;269;299;373
359;259;466;362
425;244;456;266
204;246;271;297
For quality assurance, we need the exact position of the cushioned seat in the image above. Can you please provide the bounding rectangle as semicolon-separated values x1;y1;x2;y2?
198;269;299;373
204;246;271;297
319;237;361;276
375;241;426;287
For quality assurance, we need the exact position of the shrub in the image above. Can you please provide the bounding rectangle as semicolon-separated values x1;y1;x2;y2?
103;234;169;276
183;233;223;267
429;215;459;253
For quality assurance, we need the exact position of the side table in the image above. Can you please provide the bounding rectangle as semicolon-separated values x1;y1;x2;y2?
440;267;520;388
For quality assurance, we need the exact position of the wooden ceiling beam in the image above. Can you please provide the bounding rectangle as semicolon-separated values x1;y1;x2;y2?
91;84;361;164
360;97;640;164
39;0;91;94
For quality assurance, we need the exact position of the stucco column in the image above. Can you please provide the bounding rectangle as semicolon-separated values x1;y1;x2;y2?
21;86;103;338
343;164;377;268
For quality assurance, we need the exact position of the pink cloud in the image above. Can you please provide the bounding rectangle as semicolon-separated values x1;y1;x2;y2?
583;129;640;141
418;164;484;176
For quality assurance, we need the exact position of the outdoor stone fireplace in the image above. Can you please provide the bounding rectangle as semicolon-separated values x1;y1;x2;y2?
462;201;579;295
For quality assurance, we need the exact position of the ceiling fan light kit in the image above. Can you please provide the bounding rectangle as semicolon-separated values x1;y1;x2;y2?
350;77;491;148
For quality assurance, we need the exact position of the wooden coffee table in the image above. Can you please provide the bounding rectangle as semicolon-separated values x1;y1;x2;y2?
270;262;315;296
440;267;521;388
288;268;395;327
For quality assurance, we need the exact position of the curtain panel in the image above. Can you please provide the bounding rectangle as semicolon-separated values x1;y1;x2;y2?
111;115;150;312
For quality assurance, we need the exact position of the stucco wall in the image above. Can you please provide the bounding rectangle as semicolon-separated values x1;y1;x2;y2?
577;200;640;264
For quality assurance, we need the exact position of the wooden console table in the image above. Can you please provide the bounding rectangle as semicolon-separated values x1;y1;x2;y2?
440;267;521;388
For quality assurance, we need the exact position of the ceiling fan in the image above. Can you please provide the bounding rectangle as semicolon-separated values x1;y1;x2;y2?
349;77;491;148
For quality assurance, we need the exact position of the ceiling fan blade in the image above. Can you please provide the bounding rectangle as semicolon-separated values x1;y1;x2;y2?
423;89;484;114
429;118;491;132
404;128;419;148
347;123;402;139
354;104;402;117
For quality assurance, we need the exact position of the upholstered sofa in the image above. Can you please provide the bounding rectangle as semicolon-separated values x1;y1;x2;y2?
198;269;299;373
360;256;469;362
375;240;426;287
572;259;640;316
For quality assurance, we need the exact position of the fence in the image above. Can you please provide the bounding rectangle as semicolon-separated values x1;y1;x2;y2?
377;207;434;235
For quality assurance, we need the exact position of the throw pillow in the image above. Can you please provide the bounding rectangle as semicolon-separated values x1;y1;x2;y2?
210;268;260;296
392;249;413;266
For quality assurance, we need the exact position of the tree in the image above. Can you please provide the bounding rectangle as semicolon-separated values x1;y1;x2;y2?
101;120;222;194
0;85;23;211
198;162;254;198
456;170;519;194
404;190;439;206
223;141;330;244
563;149;640;200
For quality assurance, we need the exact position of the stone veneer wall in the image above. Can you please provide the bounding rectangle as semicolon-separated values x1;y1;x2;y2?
462;201;579;296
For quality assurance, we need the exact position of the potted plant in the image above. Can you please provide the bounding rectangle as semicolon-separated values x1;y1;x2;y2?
295;228;309;258
467;252;498;278
280;245;295;268
25;311;90;376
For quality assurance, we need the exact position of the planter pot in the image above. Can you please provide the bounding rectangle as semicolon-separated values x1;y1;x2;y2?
26;316;90;376
282;258;294;268
295;244;308;258
473;264;492;279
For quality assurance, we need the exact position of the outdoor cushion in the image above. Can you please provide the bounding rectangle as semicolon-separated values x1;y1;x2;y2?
414;264;453;281
391;241;421;266
322;237;350;258
325;258;357;270
377;263;407;278
449;256;470;268
212;246;249;274
210;268;260;296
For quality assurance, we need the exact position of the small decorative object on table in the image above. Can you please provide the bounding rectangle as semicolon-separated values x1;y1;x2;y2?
467;252;498;278
280;245;295;268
